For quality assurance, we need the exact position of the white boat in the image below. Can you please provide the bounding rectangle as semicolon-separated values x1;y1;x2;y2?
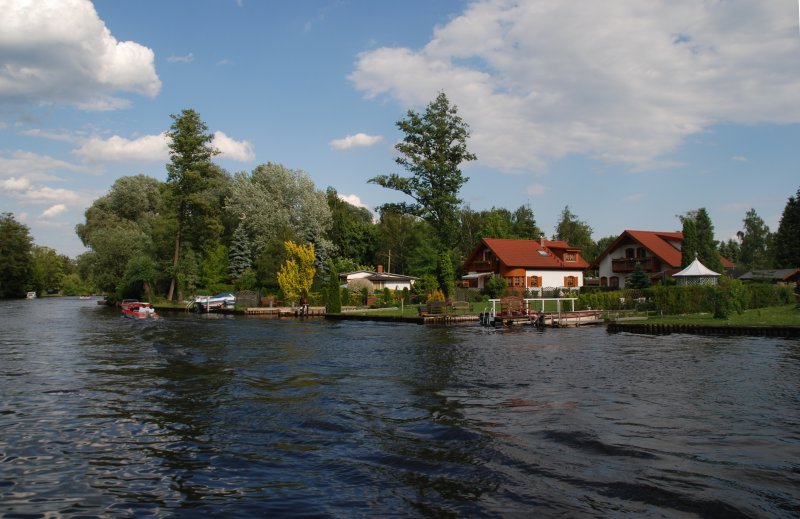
26;291;36;299
194;292;236;312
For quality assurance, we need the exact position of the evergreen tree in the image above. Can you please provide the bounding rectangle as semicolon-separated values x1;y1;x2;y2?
773;186;800;268
510;204;542;240
680;215;698;268
228;222;252;280
164;109;220;300
680;208;722;272
718;238;741;266
326;261;342;313
436;249;456;300
627;261;650;289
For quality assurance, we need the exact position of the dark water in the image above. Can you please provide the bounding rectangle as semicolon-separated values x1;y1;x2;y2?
1;298;798;518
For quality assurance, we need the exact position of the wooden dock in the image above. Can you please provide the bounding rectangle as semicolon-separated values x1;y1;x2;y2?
607;322;800;337
245;306;325;317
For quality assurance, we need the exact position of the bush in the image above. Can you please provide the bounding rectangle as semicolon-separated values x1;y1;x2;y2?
485;276;507;298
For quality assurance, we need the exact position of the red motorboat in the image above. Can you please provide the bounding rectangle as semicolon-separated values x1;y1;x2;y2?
120;300;160;319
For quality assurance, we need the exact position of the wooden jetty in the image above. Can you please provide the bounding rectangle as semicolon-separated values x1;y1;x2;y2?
479;296;603;327
245;306;325;317
607;322;800;337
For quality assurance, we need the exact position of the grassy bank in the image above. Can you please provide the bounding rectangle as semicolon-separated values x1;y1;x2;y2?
645;304;800;327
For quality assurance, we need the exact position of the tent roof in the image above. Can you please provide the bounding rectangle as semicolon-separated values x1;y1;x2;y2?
673;257;720;277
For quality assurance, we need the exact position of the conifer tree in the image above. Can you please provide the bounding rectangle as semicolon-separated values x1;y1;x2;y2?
326;261;342;313
228;223;252;280
773;186;800;268
627;261;650;289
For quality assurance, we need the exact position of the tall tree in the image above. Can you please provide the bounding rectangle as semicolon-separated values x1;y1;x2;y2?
164;109;220;301
30;246;63;295
369;92;476;251
737;208;772;270
680;215;698;268
773;186;800;268
680;208;722;272
0;213;34;298
510;204;542;240
718;238;741;266
479;207;513;239
554;206;594;253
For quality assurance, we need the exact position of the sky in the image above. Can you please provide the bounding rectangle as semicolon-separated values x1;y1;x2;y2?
1;0;799;258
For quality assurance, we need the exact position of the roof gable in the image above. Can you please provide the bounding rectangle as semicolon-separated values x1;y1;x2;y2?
590;230;683;269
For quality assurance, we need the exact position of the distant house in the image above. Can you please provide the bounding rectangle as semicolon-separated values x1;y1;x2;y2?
461;237;589;292
738;268;800;285
590;230;735;289
339;265;418;291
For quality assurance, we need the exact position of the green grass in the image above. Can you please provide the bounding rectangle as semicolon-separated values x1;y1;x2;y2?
645;304;800;327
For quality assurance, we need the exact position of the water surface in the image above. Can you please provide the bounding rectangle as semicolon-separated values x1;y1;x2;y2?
1;298;798;517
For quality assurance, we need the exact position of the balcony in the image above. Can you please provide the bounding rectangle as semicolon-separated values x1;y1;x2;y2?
611;257;658;273
470;260;493;271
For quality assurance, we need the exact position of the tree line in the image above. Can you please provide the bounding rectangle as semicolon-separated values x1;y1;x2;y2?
2;93;799;300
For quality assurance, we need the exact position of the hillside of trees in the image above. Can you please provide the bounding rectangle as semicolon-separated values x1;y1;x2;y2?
2;97;799;302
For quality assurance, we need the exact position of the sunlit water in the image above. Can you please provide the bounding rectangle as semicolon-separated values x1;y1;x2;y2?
1;298;798;517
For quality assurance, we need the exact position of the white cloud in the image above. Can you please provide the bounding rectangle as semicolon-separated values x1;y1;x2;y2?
625;193;644;201
0;150;84;180
213;131;255;162
41;203;67;218
350;0;800;172
1;177;31;190
72;133;169;163
330;133;385;150
167;53;194;63
0;0;160;111
526;183;547;196
338;193;371;211
732;155;748;162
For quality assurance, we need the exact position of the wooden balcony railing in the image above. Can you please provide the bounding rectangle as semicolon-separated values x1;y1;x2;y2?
611;257;659;273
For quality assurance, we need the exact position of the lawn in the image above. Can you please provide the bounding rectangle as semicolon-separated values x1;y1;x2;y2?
645;304;800;327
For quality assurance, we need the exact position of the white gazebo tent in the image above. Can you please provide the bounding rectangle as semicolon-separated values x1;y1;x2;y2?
673;257;721;286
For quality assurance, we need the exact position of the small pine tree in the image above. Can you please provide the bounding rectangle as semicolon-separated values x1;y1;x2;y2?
228;223;252;280
627;261;650;289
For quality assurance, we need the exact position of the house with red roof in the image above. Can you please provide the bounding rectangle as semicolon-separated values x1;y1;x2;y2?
461;237;590;292
589;230;735;289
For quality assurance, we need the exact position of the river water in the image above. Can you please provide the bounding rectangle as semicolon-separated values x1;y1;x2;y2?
1;297;798;517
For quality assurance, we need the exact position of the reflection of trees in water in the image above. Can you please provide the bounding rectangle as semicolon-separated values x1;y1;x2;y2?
82;320;238;508
363;328;501;514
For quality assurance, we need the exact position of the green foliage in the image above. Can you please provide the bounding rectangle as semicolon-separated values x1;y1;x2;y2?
436;249;456;298
627;261;651;289
326;261;342;313
554;206;594;252
485;276;507;298
227;162;333;268
60;273;90;296
201;241;229;288
718;238;741;266
369;92;476;249
382;287;391;306
30;246;63;294
773;185;800;268
234;268;258;291
681;208;722;272
0;213;33;298
402;287;410;304
737;208;772;270
228;223;252;280
124;255;157;301
326;187;377;267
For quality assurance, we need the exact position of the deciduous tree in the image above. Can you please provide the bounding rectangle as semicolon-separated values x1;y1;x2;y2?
0;213;33;298
276;241;316;304
554;206;594;253
737;208;772;270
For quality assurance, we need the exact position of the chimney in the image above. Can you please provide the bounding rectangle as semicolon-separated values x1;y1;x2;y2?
377;264;383;273
540;234;545;247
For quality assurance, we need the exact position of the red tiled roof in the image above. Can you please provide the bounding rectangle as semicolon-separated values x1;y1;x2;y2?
589;230;735;269
467;238;589;270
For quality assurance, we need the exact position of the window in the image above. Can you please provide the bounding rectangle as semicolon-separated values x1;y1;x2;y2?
564;276;578;287
537;249;549;256
636;247;646;258
565;252;576;262
625;248;635;259
528;276;541;287
610;276;619;288
600;277;608;286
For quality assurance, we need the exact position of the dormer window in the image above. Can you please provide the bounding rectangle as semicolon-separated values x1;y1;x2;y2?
565;252;576;262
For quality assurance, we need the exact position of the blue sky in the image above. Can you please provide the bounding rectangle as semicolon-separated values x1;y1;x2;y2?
1;0;799;258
